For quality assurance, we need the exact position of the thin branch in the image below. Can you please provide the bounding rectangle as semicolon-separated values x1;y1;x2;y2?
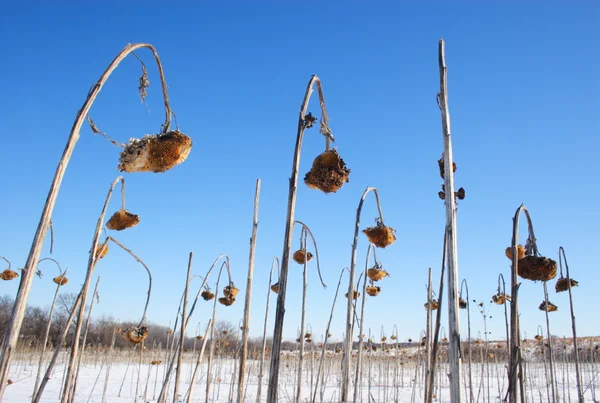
106;236;152;326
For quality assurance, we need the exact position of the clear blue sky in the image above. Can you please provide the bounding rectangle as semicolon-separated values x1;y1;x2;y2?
1;1;598;343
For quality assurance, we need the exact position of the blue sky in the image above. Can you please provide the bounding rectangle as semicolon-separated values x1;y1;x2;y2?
0;1;598;343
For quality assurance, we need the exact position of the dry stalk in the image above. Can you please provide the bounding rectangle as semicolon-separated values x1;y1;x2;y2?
342;186;388;402
296;227;309;403
311;269;346;403
173;253;193;403
185;319;213;403
437;38;462;402
62;176;125;403
206;261;229;403
33;293;83;403
0;43;173;398
237;179;261;403
426;233;447;403
459;279;474;403
157;255;230;403
105;236;153;326
267;74;335;403
353;245;375;403
507;204;538;403
257;257;279;403
71;276;101;399
32;259;68;400
558;246;583;402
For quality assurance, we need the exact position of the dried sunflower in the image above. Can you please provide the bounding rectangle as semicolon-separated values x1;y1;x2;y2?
538;300;558;312
292;250;313;264
555;277;578;293
345;290;360;300
53;275;69;286
223;284;239;299
303;149;350;194
367;265;389;282
218;296;235;306
0;269;19;281
366;285;381;296
123;326;149;344
106;210;140;231
518;256;557;282
201;289;215;301
505;244;526;261
363;219;396;248
492;293;511;305
424;299;439;311
118;130;192;173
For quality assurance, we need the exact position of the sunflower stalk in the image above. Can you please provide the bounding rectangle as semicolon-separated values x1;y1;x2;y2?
0;43;173;398
267;74;336;403
237;179;261;403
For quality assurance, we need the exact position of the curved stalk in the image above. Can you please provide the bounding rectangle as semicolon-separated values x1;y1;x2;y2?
341;186;388;401
558;246;583;402
295;221;326;288
256;257;279;403
105;236;152;326
267;74;334;403
460;279;474;403
206;262;228;403
507;204;537;403
0;43;173;397
0;257;11;271
32;260;68;400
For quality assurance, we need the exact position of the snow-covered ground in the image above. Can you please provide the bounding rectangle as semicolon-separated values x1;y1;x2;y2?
4;350;599;402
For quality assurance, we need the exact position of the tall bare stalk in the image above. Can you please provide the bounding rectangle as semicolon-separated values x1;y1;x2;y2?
437;38;461;402
237;178;261;403
173;253;193;403
206;261;229;403
267;75;335;403
507;204;537;403
341;186;388;401
32;259;68;400
257;257;279;403
459;279;474;403
0;42;173;397
558;246;583;402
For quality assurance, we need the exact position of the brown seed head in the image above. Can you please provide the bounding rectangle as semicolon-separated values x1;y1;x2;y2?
118;131;192;173
292;249;313;264
106;209;140;231
303;149;350;194
53;275;69;286
0;269;19;281
363;222;397;248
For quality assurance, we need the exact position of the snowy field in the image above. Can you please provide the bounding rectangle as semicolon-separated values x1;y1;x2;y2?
4;348;599;402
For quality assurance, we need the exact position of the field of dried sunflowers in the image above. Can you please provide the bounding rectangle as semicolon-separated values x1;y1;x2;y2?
0;39;597;403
